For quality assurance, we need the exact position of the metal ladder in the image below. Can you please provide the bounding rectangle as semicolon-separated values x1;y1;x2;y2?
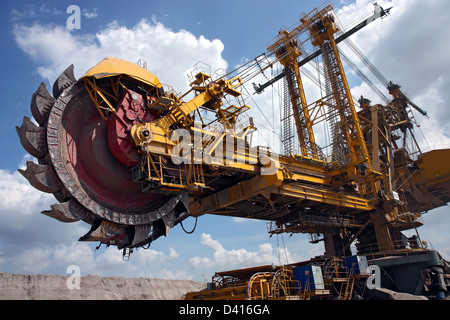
339;267;355;300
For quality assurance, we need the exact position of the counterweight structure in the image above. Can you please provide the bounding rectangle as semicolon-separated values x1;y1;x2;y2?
16;3;450;298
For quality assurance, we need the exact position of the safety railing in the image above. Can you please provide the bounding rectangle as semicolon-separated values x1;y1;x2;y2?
356;238;432;256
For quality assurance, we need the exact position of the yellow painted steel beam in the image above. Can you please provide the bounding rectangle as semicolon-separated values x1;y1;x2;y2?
132;75;244;143
268;27;318;160
327;36;372;172
184;284;248;300
276;183;374;210
190;170;373;219
289;172;329;185
190;171;284;217
83;78;118;120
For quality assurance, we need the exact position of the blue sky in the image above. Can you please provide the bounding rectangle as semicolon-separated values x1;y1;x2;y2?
1;0;450;282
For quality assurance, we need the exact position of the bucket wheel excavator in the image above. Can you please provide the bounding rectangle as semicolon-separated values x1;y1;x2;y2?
16;2;450;299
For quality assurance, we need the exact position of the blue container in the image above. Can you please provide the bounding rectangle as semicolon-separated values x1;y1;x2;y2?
293;265;324;290
343;255;369;274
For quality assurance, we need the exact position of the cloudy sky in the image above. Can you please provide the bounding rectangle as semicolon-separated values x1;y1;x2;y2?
1;0;450;282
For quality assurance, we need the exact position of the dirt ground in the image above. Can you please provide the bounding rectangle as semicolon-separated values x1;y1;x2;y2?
0;272;206;300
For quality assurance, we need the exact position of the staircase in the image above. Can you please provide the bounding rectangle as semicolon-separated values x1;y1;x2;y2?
281;75;294;155
339;267;355;300
282;67;314;157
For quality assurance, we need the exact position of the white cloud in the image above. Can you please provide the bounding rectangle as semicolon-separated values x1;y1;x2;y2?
189;233;298;270
38;4;63;16
0;167;83;272
157;269;193;280
0;166;190;279
12;247;53;274
232;217;248;223
83;8;98;19
12;19;227;94
169;247;179;259
410;77;450;149
9;5;37;21
0;169;53;217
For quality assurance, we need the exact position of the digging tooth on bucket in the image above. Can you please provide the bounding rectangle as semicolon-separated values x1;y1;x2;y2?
30;82;55;126
16;117;46;159
18;161;61;194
